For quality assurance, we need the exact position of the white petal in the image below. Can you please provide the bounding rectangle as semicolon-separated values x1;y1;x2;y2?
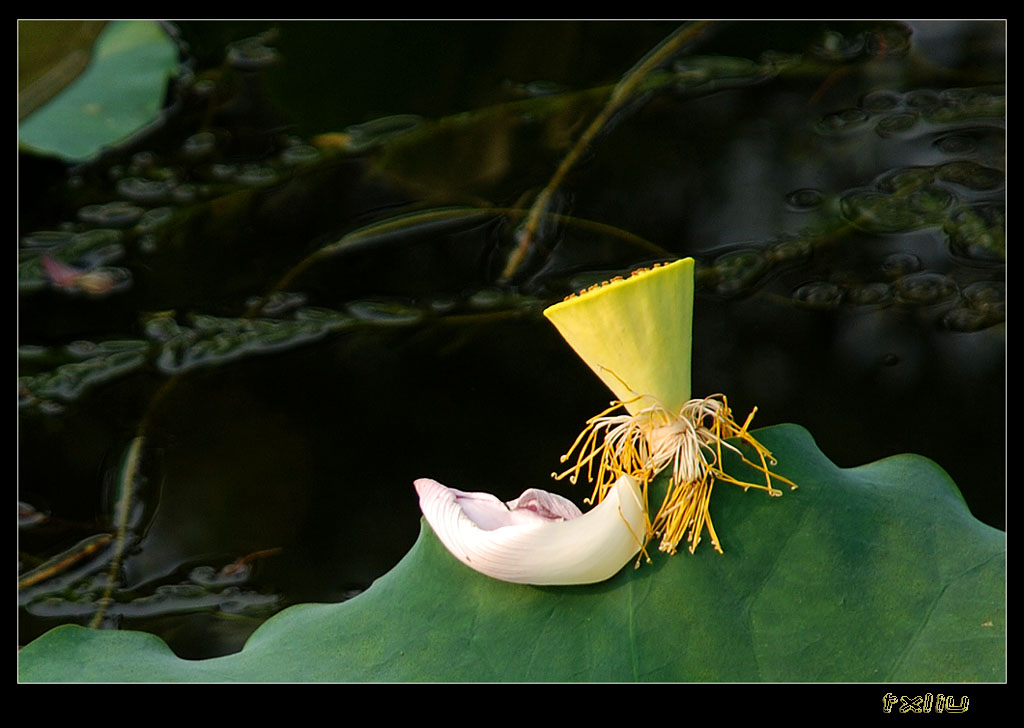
450;490;517;530
414;476;646;585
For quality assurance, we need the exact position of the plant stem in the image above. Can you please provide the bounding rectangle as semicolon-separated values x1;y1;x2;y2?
499;21;714;282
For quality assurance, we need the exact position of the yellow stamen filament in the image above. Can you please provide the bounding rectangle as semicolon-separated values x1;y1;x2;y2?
553;393;797;556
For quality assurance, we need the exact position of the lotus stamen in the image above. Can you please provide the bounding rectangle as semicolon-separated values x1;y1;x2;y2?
553;393;797;555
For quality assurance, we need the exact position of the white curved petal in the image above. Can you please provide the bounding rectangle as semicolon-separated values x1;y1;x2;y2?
450;490;519;530
506;488;582;522
415;476;646;585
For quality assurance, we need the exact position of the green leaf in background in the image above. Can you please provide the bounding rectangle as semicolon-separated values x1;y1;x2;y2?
18;20;179;162
18;424;1004;682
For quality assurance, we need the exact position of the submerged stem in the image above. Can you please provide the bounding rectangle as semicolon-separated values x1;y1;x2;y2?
257;206;672;312
89;435;144;628
500;21;714;282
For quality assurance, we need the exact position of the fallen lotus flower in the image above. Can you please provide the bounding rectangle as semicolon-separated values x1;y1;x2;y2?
40;254;126;296
415;475;645;585
544;258;796;556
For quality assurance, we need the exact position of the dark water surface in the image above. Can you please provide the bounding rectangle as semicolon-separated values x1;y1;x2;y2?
19;21;1004;659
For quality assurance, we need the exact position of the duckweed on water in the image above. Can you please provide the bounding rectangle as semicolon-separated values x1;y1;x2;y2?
874;112;919;138
793;282;844;308
234;165;279;187
933;133;977;155
837;159;1001;236
180;131;218;159
345;300;424;325
935;161;1004;192
817;85;1004;141
709;249;770;297
226;32;280;71
945;204;1005;261
860;90;902;112
769;236;814;263
20;342;148;408
155;313;349;373
841;191;925;232
279;143;321;166
21;230;76;248
816;107;871;136
893;272;959;306
942;306;994;333
784;188;824;211
845;282;893;306
77;201;145;228
962;280;1005;315
879;252;922;279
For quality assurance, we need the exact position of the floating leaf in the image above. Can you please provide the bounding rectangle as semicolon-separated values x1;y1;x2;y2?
18;425;1005;682
19;340;149;409
18;21;179;162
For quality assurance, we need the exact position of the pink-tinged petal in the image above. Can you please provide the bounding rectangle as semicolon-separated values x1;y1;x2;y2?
40;255;82;287
451;489;517;531
414;476;645;586
506;488;582;522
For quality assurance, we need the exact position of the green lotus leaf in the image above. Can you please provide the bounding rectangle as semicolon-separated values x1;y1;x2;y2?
18;424;1004;682
18;20;179;162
